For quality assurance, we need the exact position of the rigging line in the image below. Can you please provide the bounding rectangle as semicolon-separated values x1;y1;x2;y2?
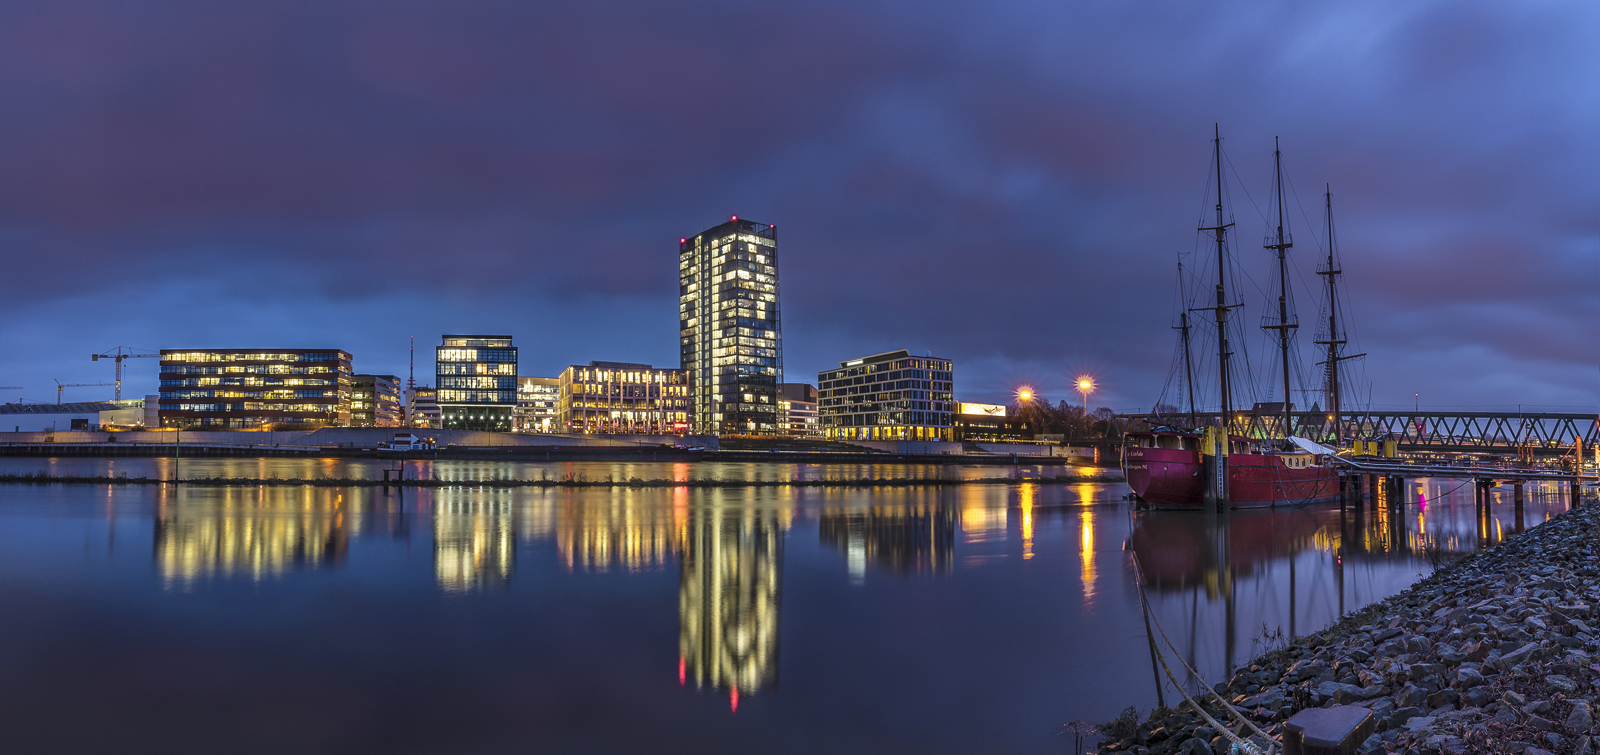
1131;552;1278;754
1283;171;1324;256
1222;149;1269;228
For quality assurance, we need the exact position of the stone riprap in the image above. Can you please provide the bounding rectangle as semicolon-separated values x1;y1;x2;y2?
1099;499;1599;755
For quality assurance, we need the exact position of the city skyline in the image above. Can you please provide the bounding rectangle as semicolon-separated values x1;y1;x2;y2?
0;1;1594;414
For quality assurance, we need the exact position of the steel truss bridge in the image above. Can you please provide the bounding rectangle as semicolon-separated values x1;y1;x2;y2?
1111;410;1599;458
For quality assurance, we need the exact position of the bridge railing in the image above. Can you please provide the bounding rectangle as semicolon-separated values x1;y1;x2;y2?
1111;410;1599;457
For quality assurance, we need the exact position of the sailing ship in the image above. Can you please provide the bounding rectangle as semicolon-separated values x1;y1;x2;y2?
1123;129;1357;509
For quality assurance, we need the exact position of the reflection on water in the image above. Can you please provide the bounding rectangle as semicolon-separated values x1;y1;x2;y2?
679;496;787;707
0;460;1587;755
1129;477;1575;689
819;497;955;582
433;489;516;591
154;487;350;586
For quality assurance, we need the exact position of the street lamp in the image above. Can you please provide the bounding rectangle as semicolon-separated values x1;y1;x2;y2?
1076;376;1095;412
1016;385;1034;404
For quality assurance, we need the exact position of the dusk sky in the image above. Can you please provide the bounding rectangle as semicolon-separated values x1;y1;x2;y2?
0;0;1594;412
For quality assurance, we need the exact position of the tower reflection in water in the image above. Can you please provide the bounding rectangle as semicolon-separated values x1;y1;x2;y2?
678;491;787;710
818;494;955;583
433;488;516;592
1127;480;1569;693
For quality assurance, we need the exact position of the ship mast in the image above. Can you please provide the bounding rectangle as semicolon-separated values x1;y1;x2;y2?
1176;260;1198;426
1263;137;1297;441
1196;125;1238;430
1314;187;1363;446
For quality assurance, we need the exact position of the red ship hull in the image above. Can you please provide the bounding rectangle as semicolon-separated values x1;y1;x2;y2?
1123;438;1340;509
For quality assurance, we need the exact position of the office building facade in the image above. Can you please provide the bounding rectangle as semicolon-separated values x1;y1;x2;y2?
516;377;560;433
352;374;402;427
558;361;690;434
158;349;353;429
953;402;1033;441
406;386;440;428
679;217;782;436
817;350;955;441
436;335;517;431
777;383;821;438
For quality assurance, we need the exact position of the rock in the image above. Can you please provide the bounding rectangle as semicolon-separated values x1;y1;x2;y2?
1505;690;1529;706
1397;684;1428;708
1546;674;1578;695
1570;701;1594;733
1502;644;1537;668
1389;707;1424;728
1495;707;1518;724
1526;699;1554;715
1405;715;1436;732
1455;667;1486;688
1529;715;1557;731
1176;737;1210;755
1428;688;1460;708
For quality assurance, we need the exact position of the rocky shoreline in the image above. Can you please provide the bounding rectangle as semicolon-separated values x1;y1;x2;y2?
1100;497;1599;755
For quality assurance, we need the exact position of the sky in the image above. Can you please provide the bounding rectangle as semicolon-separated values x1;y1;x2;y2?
0;0;1595;413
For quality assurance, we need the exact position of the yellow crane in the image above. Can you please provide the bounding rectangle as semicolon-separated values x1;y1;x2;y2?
91;347;158;401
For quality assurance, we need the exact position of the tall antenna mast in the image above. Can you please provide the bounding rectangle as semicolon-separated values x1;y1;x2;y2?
1195;125;1238;428
1262;137;1298;440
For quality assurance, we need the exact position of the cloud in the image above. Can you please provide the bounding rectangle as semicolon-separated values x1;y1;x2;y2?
0;0;1593;411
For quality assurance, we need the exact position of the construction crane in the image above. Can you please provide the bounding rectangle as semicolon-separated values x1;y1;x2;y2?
91;347;158;401
55;380;114;405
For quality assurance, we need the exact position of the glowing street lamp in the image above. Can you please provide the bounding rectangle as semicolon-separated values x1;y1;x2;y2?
1076;376;1095;412
1016;385;1034;404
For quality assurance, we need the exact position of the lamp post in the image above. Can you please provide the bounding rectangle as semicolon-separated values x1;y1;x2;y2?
1077;377;1095;413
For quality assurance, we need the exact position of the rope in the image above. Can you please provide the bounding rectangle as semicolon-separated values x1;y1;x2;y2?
1130;551;1277;755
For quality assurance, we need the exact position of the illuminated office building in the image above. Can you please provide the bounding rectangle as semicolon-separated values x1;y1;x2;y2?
558;361;690;434
777;383;820;437
351;374;402;427
436;335;517;431
515;376;560;433
817;350;955;441
158;349;352;429
953;402;1032;441
406;386;440;428
679;217;782;435
679;500;784;698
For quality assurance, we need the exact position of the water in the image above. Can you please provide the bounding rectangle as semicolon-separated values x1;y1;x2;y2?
0;458;1575;754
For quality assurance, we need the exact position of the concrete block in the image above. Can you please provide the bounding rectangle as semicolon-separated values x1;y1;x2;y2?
1284;705;1375;755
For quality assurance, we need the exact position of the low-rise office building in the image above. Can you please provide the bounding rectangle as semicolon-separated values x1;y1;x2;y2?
558;361;690;434
437;335;517;431
953;402;1033;441
406;386;441;428
516;377;560;433
817;350;955;442
158;349;352;429
352;374;403;427
778;383;821;437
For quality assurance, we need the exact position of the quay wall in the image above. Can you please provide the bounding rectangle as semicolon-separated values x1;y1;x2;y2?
0;429;719;450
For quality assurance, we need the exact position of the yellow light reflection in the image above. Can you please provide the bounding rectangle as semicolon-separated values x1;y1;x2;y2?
1080;507;1096;603
1019;484;1034;560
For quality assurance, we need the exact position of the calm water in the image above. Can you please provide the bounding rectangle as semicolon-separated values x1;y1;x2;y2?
0;459;1576;754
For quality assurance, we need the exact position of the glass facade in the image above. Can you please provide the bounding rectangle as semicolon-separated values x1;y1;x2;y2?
515;377;560;433
157;349;353;429
351;374;402;427
817;350;956;441
436;335;517;431
680;218;782;436
558;361;690;434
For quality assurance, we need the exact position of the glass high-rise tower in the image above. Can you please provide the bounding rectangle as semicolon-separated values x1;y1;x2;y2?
679;217;782;435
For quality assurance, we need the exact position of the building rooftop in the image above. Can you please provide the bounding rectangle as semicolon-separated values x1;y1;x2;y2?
0;402;118;414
